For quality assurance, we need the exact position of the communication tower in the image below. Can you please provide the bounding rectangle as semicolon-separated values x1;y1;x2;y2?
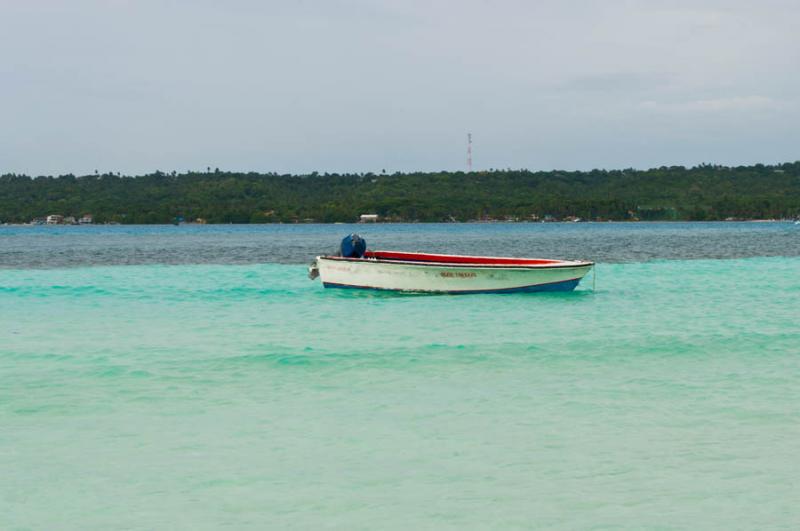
467;133;472;173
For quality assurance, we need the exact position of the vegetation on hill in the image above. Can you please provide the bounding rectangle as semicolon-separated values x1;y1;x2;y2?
1;162;799;223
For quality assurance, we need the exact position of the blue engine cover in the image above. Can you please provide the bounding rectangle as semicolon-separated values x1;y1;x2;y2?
340;234;367;258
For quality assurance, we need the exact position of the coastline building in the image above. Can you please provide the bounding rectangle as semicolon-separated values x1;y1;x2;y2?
359;214;379;223
46;214;64;224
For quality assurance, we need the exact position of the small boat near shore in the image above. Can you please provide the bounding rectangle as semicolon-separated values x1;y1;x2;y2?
308;235;594;294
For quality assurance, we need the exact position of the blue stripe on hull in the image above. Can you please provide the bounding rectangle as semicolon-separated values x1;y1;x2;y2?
322;277;582;294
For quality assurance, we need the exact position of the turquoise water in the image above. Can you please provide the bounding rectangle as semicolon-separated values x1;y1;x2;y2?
2;258;799;529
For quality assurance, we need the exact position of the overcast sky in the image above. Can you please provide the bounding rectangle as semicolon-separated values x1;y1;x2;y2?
1;0;799;175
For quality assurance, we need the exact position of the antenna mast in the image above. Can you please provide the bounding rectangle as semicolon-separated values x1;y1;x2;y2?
467;133;472;173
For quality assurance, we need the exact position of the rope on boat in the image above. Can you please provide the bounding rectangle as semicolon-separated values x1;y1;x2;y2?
308;259;319;280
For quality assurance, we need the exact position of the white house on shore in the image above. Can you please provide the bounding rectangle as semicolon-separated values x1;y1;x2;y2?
79;214;93;224
46;214;64;224
359;214;378;223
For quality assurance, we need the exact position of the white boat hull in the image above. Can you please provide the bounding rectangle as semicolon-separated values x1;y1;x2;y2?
315;256;593;294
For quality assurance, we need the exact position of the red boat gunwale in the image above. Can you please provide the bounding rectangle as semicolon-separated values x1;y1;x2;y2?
321;250;592;269
366;250;560;265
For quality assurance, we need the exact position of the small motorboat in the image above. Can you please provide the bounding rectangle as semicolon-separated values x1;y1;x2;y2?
308;234;594;294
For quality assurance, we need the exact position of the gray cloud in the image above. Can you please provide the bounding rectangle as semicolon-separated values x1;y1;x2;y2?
1;0;799;175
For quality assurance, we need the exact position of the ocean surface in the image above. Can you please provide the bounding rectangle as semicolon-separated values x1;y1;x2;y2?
2;223;799;529
2;221;800;268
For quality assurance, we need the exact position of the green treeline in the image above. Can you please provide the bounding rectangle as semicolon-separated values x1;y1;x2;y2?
1;162;799;224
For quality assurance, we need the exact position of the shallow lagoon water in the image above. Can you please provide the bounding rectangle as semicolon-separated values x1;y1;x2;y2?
2;224;800;528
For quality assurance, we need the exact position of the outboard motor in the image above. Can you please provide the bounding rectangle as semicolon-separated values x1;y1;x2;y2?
340;233;367;258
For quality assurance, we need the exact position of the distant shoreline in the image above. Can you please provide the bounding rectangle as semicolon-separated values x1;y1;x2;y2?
2;163;799;224
2;219;797;227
